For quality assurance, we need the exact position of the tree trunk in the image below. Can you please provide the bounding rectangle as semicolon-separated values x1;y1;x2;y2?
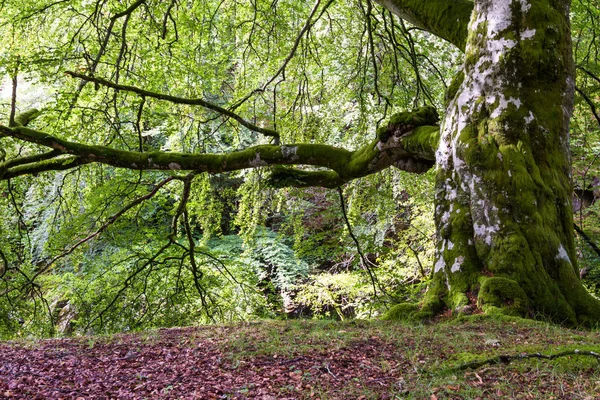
424;0;600;325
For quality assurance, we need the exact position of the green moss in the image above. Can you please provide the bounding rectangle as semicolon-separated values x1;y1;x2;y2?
444;70;464;107
448;292;470;311
477;277;529;317
427;0;600;328
13;108;41;127
400;125;440;159
420;279;447;314
389;106;439;127
378;106;440;143
344;139;380;176
396;0;472;50
376;126;389;142
381;303;420;322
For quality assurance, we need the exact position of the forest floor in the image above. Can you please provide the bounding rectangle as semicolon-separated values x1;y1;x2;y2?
0;316;599;399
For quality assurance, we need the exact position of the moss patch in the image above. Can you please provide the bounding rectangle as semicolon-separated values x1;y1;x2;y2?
477;277;530;317
377;106;439;143
381;303;420;322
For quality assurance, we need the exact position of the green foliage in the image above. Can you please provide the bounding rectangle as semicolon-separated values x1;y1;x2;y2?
0;0;453;337
570;0;600;300
0;0;598;337
293;272;373;320
208;229;310;295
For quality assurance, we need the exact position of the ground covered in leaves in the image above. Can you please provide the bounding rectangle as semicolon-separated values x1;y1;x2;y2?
1;316;599;399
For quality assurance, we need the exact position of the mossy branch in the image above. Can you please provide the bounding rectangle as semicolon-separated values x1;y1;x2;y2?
373;0;472;51
269;167;345;188
451;349;600;371
0;107;439;187
0;150;60;169
13;108;41;127
0;156;90;180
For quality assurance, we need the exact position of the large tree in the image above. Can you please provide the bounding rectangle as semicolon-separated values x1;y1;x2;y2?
0;0;599;326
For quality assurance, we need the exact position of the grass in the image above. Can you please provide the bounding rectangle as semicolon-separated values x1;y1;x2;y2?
209;316;600;398
1;315;599;399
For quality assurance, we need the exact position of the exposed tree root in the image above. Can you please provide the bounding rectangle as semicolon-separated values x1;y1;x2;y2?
451;349;600;371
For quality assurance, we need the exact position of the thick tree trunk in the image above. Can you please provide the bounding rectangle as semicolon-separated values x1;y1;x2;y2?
424;0;600;324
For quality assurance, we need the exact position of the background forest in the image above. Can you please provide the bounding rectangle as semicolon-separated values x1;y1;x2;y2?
0;0;599;339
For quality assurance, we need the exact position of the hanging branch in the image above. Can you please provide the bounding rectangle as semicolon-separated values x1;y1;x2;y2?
398;19;434;106
29;176;178;283
408;245;427;279
86;240;173;331
183;208;210;310
170;173;195;235
161;0;178;40
261;0;335;90
359;0;390;107
87;0;146;78
135;96;146;152
231;0;335;113
0;249;7;279
337;187;379;297
8;56;20;127
6;179;29;245
173;173;217;321
193;247;254;300
66;0;146;110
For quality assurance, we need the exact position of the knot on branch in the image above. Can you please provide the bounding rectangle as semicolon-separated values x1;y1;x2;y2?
377;106;439;143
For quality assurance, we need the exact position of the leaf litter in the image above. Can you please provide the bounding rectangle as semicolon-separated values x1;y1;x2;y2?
1;319;599;399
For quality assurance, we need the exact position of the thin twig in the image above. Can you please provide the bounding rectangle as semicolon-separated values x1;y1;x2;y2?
337;187;379;297
86;241;173;331
30;176;177;283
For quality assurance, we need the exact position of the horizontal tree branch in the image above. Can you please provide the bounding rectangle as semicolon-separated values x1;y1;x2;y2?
374;0;472;51
1;150;60;169
1;156;90;180
66;71;280;140
268;167;345;189
0;107;440;187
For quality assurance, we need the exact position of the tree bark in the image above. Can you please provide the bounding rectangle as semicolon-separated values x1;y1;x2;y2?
423;0;600;324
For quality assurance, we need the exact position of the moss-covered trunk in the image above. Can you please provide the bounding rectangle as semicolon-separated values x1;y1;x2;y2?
424;0;600;325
